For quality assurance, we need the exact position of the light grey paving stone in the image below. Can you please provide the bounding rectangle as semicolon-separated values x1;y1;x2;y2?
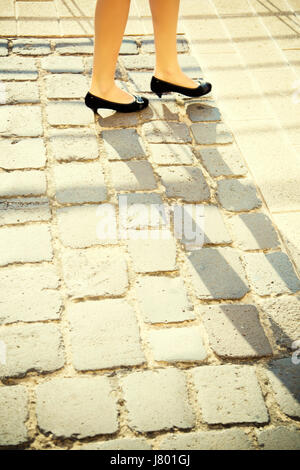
45;74;88;99
68;299;145;370
141;37;188;53
135;276;195;323
159;428;253;450
186;247;249;299
102;128;147;160
191;122;234;144
12;39;51;55
61;246;128;298
48;128;98;162
0;39;8;56
157;166;210;202
128;236;177;272
4;82;40;104
217;178;262;211
117;193;167;229
0;197;51;225
109;161;157;191
0;106;43;137
96;107;139;128
198;145;248;177
0;264;62;325
199;304;272;358
53;161;107;204
0;386;29;446
0;224;53;266
78;438;152;450
120;38;138;54
147;326;207;362
256;426;300;450
148;143;195;165
228;212;280;250
0;138;46;169
55;37;94;54
128;70;152;92
257;296;300;349
120;54;155;70
121;368;195;432
57;204;118;248
35;377;118;439
273;212;300;273
0;323;64;379
142;121;192;143
41;56;84;73
0;170;46;197
46;101;93;126
267;358;300;418
186;102;221;122
139;96;180;122
243;252;300;295
0;57;38;80
191;365;269;424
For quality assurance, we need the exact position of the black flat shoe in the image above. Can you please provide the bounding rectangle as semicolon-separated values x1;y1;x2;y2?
85;91;149;114
150;75;212;98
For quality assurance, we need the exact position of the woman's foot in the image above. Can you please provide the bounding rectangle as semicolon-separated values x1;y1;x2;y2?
89;83;135;104
154;68;199;89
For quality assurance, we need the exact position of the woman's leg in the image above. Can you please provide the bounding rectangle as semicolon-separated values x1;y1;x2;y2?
149;0;198;88
90;0;134;103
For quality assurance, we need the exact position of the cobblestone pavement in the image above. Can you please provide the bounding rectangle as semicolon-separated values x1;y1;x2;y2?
0;3;300;452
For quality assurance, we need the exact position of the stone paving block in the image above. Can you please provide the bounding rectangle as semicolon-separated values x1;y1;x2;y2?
199;304;272;358
12;39;51;55
128;236;177;272
186;102;221;122
117;193;167;229
0;170;46;197
59;18;94;36
68;299;145;370
157;166;210;202
46;101;93;126
120;54;155;70
48;128;98;162
191;365;269;424
258;296;300;349
45;74;88;99
109;161;157;191
256;426;300;450
4;81;40;104
0;197;51;226
141;37;188;53
274;212;300;273
0;224;53;266
0;323;64;379
198;145;248;177
228;212;280;250
53;162;107;204
61;246;128;298
186;247;249;299
159;428;253;450
102;128;147;160
217;178;262;211
267;358;300;418
191;122;234;144
120;38;138;54
121;368;195;432
243;252;300;295
0;138;46;169
0;39;8;56
41;56;84;73
147;326;207;362
0;106;43;137
78;438;152;450
128;71;152;92
55;38;94;55
0;264;62;325
148;143;195;165
0;386;29;447
142;121;192;143
97;108;139;128
35;377;118;439
135;275;195;323
0;57;38;81
139;98;180;122
57;204;117;248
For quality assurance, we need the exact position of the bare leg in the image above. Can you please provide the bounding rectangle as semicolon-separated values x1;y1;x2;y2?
149;0;198;88
90;0;134;103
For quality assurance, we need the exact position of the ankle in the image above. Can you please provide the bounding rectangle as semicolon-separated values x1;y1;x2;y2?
154;65;181;80
90;81;115;97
